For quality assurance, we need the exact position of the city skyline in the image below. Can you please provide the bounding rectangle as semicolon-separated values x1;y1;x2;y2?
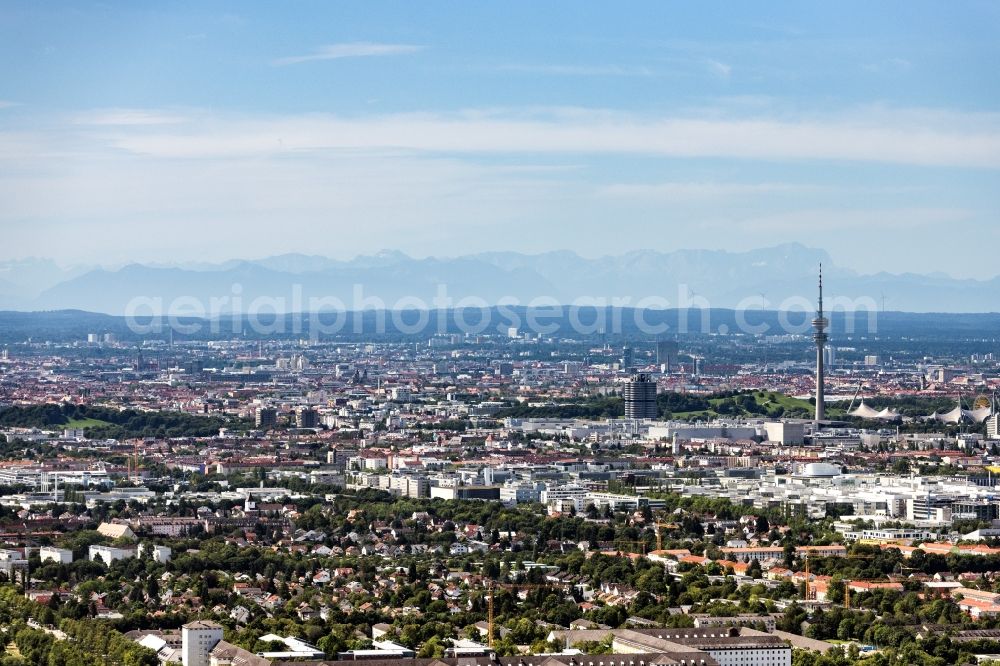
3;5;1000;665
1;2;999;277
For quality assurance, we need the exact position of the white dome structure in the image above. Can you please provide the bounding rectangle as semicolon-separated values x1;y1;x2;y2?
800;462;842;478
849;401;901;421
875;407;902;420
928;403;993;424
849;401;881;419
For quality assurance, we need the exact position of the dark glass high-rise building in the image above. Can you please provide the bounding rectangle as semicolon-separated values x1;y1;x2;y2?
621;344;635;371
624;373;658;419
255;407;278;429
656;340;679;370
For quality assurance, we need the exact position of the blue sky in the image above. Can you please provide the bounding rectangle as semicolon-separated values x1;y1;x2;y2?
1;1;999;277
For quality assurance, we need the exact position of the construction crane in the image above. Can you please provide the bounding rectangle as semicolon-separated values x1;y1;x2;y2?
609;541;648;555
841;563;921;610
844;572;909;609
126;440;141;483
487;584;494;648
803;553;875;601
654;522;676;552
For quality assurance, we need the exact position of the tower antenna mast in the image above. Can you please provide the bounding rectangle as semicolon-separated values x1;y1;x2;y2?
812;264;829;421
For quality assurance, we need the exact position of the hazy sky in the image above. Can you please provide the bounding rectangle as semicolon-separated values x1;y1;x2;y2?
2;2;999;278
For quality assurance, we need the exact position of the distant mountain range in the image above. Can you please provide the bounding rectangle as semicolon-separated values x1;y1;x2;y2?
1;244;998;314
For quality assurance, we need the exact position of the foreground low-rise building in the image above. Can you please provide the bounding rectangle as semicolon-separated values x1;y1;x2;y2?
547;628;790;666
39;546;73;564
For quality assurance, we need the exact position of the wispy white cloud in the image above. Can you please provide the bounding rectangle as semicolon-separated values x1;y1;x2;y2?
745;21;804;37
0;100;19;109
0;141;573;266
720;207;972;233
1;104;996;276
72;108;191;126
706;59;732;79
498;64;655;77
599;181;820;200
862;57;912;73
708;95;776;109
273;42;423;66
92;106;1000;168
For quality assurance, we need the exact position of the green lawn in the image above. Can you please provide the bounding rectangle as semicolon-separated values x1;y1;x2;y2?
669;410;715;420
666;391;842;421
63;417;111;429
746;391;810;409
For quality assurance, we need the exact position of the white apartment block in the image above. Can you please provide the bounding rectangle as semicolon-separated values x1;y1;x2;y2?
39;547;73;564
181;620;224;666
89;545;136;564
138;544;172;563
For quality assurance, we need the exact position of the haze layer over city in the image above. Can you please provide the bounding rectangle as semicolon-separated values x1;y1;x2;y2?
1;3;999;666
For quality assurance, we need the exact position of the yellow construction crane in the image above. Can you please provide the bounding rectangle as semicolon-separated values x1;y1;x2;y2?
126;440;141;483
487;584;494;648
654;522;676;552
803;553;875;602
610;540;648;555
844;577;902;609
843;563;918;609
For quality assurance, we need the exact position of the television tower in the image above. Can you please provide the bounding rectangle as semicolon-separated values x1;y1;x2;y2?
813;264;829;421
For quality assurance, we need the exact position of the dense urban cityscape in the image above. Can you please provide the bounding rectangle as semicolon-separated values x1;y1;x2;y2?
0;269;998;666
4;2;999;665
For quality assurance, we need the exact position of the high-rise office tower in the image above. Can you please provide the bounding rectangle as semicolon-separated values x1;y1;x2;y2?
823;345;836;367
624;373;658;419
295;407;318;429
255;407;278;429
656;340;679;371
621;344;635;371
